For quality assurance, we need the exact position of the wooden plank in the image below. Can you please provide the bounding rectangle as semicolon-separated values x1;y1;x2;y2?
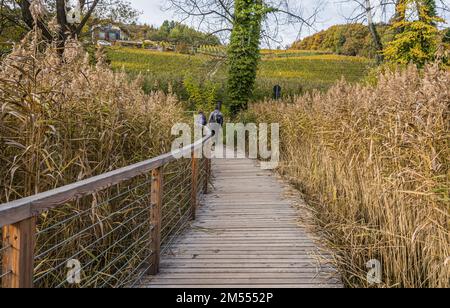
180;234;308;237
174;236;313;240
157;255;323;260
143;284;341;289
148;167;163;275
172;240;316;245
159;268;337;274
167;243;317;248
165;250;320;255
160;260;323;265
186;224;298;232
197;211;297;214
160;262;332;269
148;273;337;279
196;215;297;218
192;225;300;228
163;243;318;250
1;217;36;288
170;243;317;247
194;219;298;222
165;246;318;251
145;278;340;285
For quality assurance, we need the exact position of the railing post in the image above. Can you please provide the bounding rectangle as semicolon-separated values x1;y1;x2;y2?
191;152;198;220
149;167;162;275
203;158;211;194
1;217;36;288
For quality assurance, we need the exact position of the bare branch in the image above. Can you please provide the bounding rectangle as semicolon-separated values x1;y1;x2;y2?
165;0;321;44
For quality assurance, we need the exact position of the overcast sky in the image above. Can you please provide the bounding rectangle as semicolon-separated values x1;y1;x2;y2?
129;0;449;46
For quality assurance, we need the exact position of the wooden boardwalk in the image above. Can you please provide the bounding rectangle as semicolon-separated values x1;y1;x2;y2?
140;152;342;288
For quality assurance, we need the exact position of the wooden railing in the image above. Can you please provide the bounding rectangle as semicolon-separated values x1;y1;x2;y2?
0;131;212;288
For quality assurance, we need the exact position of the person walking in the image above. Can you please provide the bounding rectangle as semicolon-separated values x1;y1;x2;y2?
208;102;224;127
208;102;224;154
196;111;207;126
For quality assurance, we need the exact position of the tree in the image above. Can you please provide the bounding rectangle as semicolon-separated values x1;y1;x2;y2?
141;20;220;45
167;0;320;115
0;1;25;39
0;0;140;50
443;27;450;43
384;0;444;66
343;0;385;64
392;0;407;34
423;0;437;20
227;0;267;114
365;0;384;63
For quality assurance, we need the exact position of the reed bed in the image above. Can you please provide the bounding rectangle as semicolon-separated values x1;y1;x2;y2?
0;33;198;287
243;63;449;288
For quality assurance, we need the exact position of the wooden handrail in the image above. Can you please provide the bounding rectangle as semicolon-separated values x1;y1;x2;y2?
0;131;212;228
1;127;212;288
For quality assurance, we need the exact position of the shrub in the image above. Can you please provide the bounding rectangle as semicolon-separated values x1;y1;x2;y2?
183;75;219;112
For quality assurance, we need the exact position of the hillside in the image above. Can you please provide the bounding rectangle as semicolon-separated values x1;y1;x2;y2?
292;24;392;58
108;47;373;105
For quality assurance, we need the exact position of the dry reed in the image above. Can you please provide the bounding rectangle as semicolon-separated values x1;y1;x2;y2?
0;32;192;287
244;63;449;288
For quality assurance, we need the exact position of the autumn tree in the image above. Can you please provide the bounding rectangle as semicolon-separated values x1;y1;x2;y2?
384;0;444;66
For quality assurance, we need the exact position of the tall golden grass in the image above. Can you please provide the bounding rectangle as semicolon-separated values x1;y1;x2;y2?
0;33;191;287
243;64;449;288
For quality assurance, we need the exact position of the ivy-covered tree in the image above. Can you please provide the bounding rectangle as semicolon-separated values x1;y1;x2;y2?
384;0;444;66
167;0;319;115
227;0;266;114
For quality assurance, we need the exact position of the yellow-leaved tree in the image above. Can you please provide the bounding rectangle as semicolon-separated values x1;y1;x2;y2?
384;0;445;66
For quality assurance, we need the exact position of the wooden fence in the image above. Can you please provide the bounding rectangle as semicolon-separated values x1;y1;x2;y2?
0;131;212;288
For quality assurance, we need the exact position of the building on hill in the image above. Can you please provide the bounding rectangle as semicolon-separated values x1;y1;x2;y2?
92;24;130;43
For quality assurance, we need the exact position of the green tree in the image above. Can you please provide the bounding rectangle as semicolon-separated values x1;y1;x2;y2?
0;1;26;47
227;0;266;115
384;0;444;66
443;28;450;44
144;20;220;46
422;0;437;21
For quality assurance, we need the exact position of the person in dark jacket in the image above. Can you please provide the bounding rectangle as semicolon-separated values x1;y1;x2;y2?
196;111;207;126
208;102;224;127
